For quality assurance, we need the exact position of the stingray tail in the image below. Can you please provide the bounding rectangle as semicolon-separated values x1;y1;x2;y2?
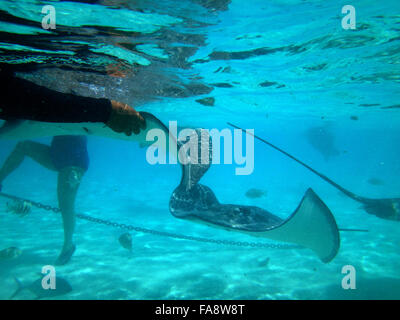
258;188;340;263
227;123;365;203
8;276;25;300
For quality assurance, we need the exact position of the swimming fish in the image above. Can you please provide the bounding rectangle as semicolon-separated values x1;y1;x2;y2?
9;276;72;300
118;233;132;251
6;200;31;216
256;257;270;268
304;125;340;161
245;188;266;199
0;247;22;260
367;178;385;186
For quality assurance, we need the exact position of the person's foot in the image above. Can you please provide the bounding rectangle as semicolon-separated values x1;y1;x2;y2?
54;244;76;266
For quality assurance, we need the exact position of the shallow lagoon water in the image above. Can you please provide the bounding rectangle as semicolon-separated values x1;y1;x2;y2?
1;135;400;300
0;0;400;299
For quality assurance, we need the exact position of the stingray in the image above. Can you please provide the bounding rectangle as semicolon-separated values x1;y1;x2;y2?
0;114;340;262
304;125;340;161
245;188;267;199
169;129;340;263
0;112;168;145
228;122;400;222
171;184;340;263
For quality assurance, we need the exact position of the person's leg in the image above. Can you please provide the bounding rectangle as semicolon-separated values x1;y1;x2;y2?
55;166;85;265
0;141;56;184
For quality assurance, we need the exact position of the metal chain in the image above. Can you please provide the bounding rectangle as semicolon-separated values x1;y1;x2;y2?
0;192;302;250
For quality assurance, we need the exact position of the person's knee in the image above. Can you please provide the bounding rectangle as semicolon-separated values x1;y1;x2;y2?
62;166;85;189
58;167;84;212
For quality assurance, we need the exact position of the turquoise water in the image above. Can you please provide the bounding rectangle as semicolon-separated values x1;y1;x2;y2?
0;0;400;299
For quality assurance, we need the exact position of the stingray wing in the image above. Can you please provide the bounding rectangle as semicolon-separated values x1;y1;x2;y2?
0;112;174;145
181;188;340;263
246;188;340;263
0;119;84;139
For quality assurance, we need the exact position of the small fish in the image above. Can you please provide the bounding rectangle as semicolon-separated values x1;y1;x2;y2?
367;178;385;186
211;82;234;88
9;276;72;300
0;247;22;261
359;103;380;107
245;188;267;199
118;233;132;251
259;81;278;87
6;200;31;216
257;257;270;268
